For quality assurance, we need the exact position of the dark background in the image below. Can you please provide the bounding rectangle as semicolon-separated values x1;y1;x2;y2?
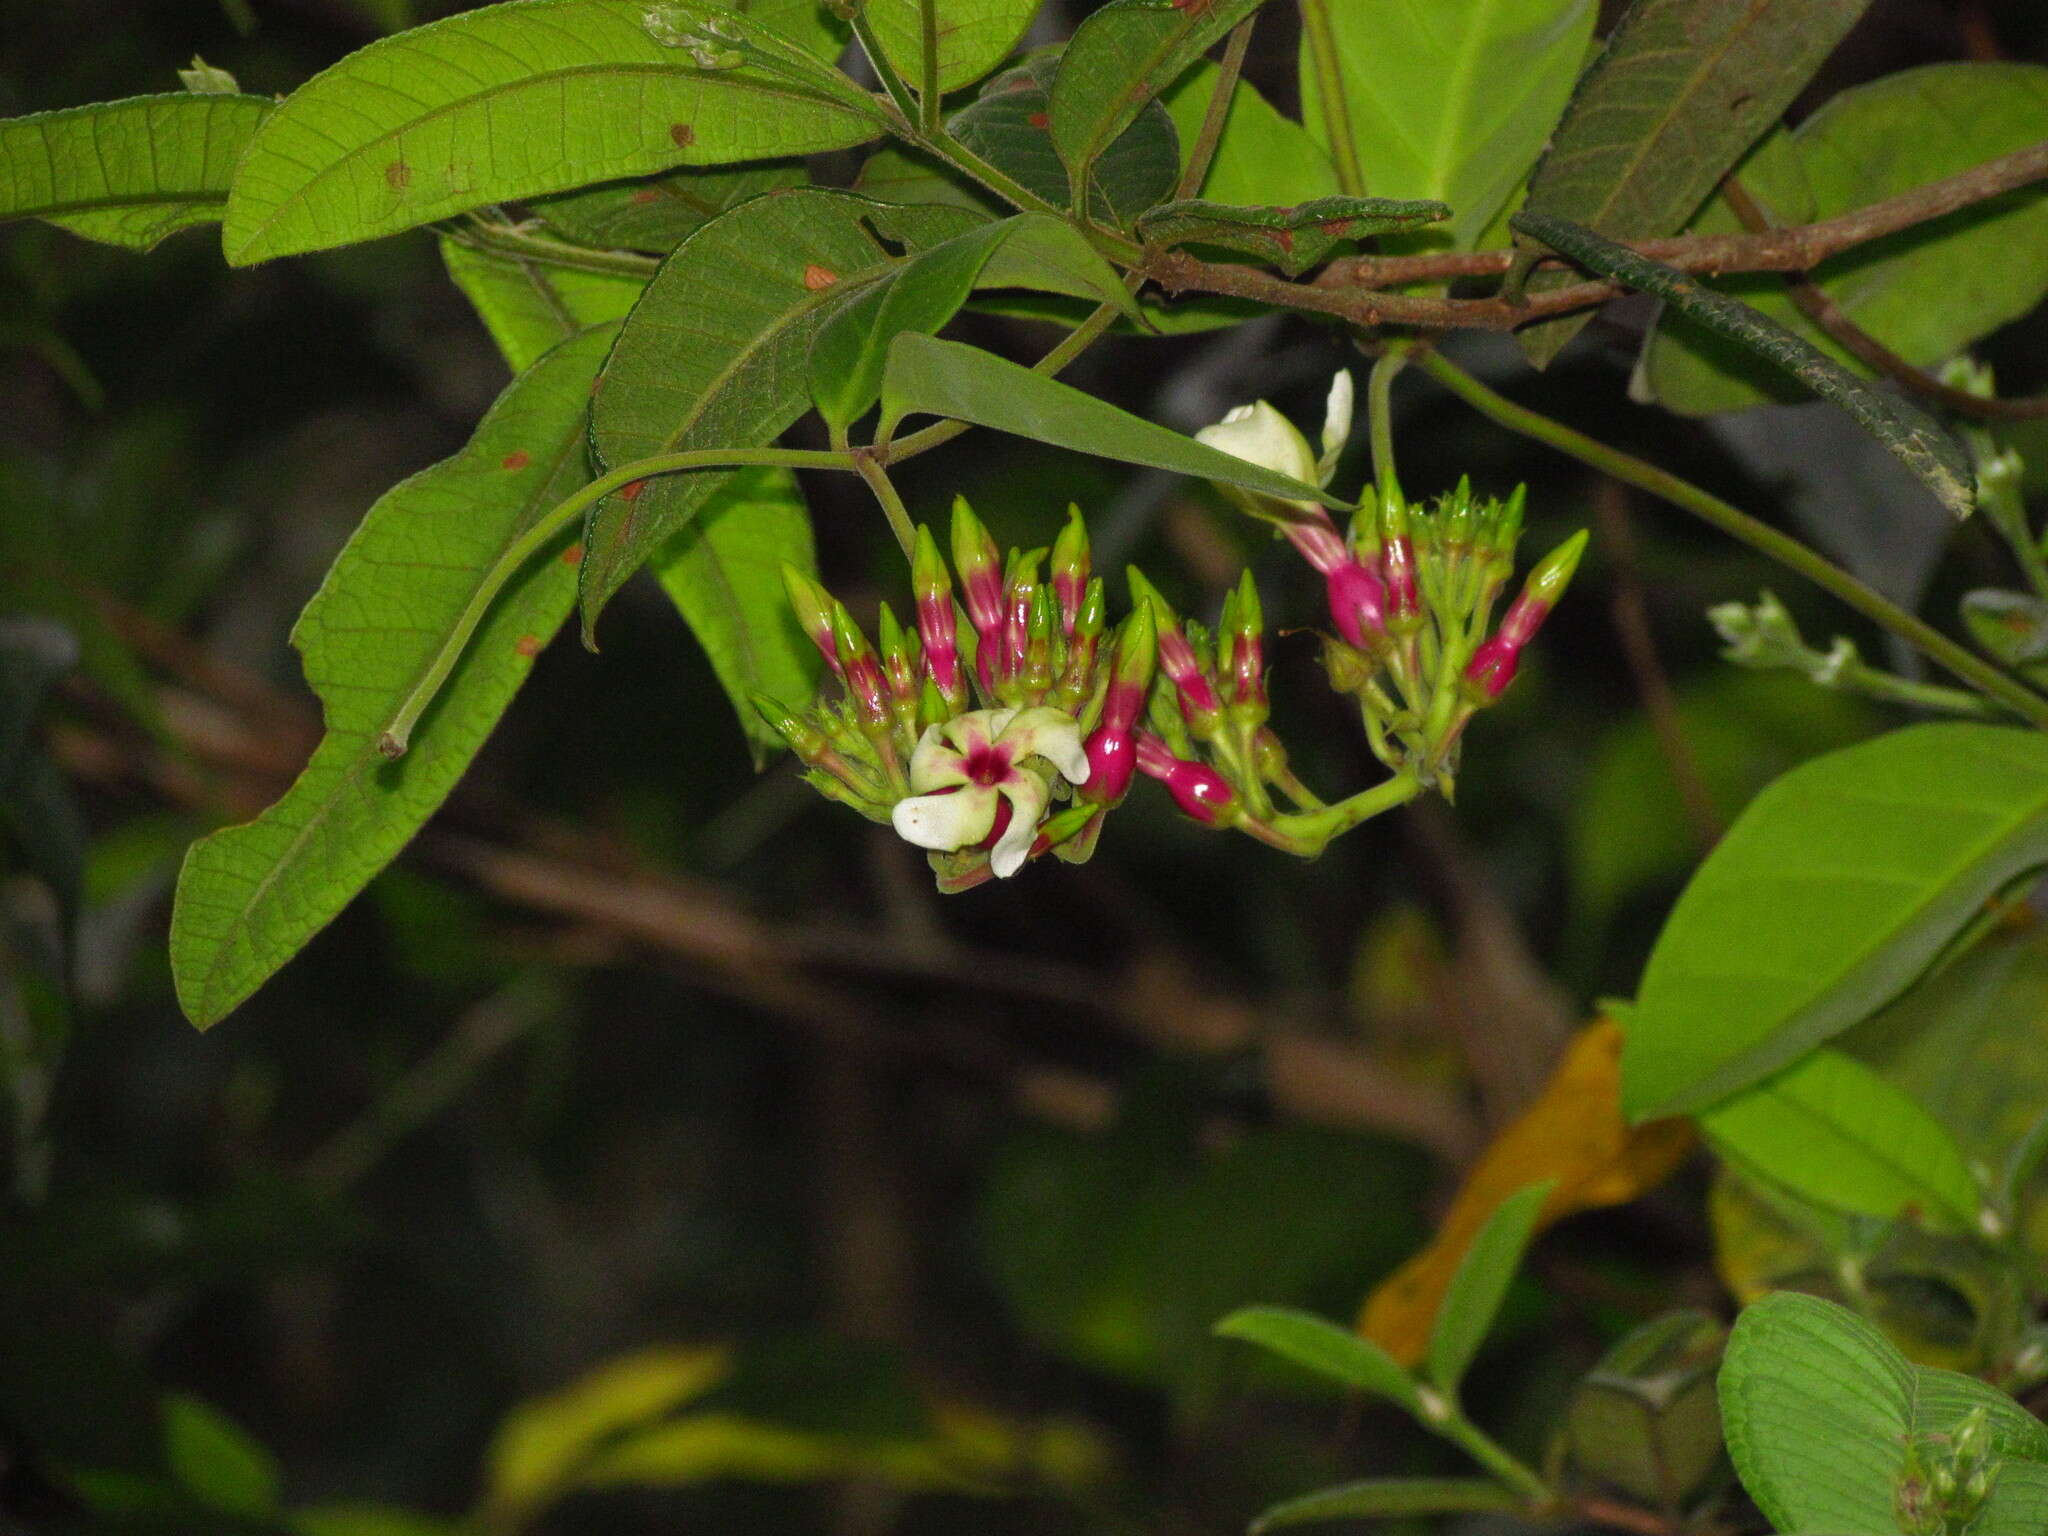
3;1;2046;1531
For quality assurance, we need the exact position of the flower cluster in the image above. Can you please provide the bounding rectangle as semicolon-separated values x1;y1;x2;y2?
754;500;1154;891
762;372;1587;886
1190;372;1585;799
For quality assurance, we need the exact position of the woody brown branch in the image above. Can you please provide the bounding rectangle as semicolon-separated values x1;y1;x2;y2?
1139;141;2048;333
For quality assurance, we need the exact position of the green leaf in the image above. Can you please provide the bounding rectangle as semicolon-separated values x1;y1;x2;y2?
1158;62;1337;209
221;0;883;264
441;236;648;373
879;334;1350;507
1136;195;1448;277
1297;0;1594;250
1047;0;1262;199
809;213;1139;431
952;53;1179;229
1640;63;2048;415
852;142;1002;216
0;93;271;250
1721;1292;2048;1536
1515;0;1872;367
169;327;611;1027
1621;724;2048;1120
863;0;1040;95
1213;1307;1422;1414
1249;1477;1518;1533
1513;211;1974;518
581;190;981;635
1701;1048;1981;1230
162;1395;281;1518
649;466;819;765
291;1507;455;1536
1426;1179;1553;1393
532;160;806;253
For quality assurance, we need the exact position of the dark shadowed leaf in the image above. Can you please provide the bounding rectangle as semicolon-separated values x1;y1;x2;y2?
531;160;806;253
1137;195;1448;276
1516;0;1872;366
581;190;983;635
1513;211;1974;517
441;237;647;373
1250;1478;1517;1533
863;0;1040;94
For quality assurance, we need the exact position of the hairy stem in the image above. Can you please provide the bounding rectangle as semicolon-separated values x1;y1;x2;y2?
852;451;919;556
1297;0;1366;196
1417;350;2048;730
916;0;942;136
1173;16;1256;201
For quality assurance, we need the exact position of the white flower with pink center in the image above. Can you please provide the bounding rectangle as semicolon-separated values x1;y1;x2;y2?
890;707;1089;878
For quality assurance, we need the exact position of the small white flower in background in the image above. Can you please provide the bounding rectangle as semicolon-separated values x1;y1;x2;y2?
890;707;1089;878
1194;370;1353;519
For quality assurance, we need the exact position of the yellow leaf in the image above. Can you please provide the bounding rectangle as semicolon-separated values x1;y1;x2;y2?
1358;1017;1695;1365
482;1345;730;1520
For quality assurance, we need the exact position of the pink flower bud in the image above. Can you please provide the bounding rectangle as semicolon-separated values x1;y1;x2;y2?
1463;634;1520;699
1135;732;1236;825
1081;723;1136;803
1325;559;1386;650
949;497;1004;641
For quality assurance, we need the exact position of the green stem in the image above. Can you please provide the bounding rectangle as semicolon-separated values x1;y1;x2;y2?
1417;350;2048;732
1827;658;2002;718
853;451;918;556
1297;0;1366;196
1175;17;1256;201
379;445;852;759
1429;1398;1553;1507
916;0;942;135
848;7;923;128
1254;769;1421;851
447;220;659;279
1367;344;1407;495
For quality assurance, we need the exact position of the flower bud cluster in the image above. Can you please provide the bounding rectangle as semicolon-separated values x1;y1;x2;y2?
755;499;1155;889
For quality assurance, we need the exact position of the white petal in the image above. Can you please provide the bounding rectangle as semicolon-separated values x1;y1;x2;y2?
891;787;998;852
1000;706;1089;785
1194;400;1317;486
907;723;969;792
1318;370;1354;485
989;773;1051;878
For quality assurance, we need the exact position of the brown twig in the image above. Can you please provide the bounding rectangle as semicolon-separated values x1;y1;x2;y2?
1139;142;2048;333
1720;175;2048;420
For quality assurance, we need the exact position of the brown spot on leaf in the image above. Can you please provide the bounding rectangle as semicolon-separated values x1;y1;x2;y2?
501;449;531;470
631;188;665;204
1274;229;1295;253
560;543;585;567
803;264;839;290
620;478;648;501
385;160;412;190
1027;111;1050;129
669;123;696;148
514;634;543;658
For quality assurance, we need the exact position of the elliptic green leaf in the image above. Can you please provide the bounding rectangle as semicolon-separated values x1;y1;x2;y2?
1515;0;1872;366
1047;0;1264;200
809;213;1139;431
1213;1307;1422;1414
1158;63;1338;210
581;190;982;635
1513;211;1974;518
1250;1477;1517;1533
878;334;1349;508
441;237;648;373
0;94;271;250
1137;195;1448;277
1298;0;1594;249
1722;1292;2048;1536
221;0;883;265
649;467;820;766
1701;1048;1981;1230
952;54;1179;229
169;327;612;1027
1426;1180;1553;1394
863;0;1040;95
1621;724;2048;1120
1640;63;2048;415
532;160;805;253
